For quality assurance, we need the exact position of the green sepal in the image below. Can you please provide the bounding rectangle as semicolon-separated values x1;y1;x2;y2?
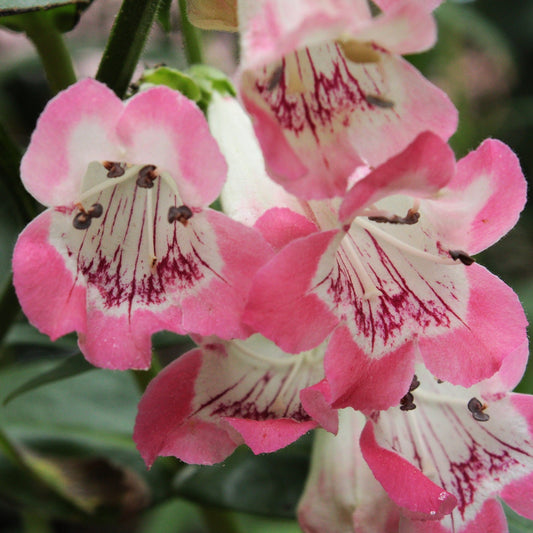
137;64;236;113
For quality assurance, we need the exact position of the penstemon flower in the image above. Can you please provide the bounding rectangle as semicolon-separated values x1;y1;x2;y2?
298;345;533;533
12;79;272;370
133;333;332;466
244;133;528;407
236;0;458;198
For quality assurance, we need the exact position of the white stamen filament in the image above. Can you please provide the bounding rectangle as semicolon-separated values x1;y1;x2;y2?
77;164;142;206
159;171;184;205
340;234;382;299
354;218;457;265
145;187;156;267
415;388;474;407
406;411;438;480
231;339;301;369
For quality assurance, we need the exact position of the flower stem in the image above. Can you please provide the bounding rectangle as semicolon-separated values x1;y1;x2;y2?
21;12;77;94
96;0;163;98
178;0;204;65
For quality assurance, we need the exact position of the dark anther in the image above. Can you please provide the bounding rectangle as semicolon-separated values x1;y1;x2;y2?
103;161;125;178
369;207;420;225
267;65;283;91
136;165;158;188
168;205;194;226
400;392;416;411
73;211;91;230
467;397;490;422
449;250;475;266
87;203;103;218
409;375;420;392
365;94;395;109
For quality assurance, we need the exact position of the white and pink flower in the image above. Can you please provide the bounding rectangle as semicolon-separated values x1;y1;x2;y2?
12;79;272;370
237;0;457;198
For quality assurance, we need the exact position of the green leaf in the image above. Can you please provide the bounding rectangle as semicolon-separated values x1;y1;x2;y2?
504;503;533;533
0;0;90;16
173;436;312;518
3;353;94;405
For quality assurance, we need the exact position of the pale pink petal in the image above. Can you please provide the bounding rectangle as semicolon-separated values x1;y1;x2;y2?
239;0;372;70
240;45;457;198
322;326;416;411
360;420;457;519
501;471;533;520
12;210;86;340
20;79;123;206
374;0;444;14
117;86;227;207
419;264;528;386
226;418;316;454
422;139;527;255
339;131;455;222
244;230;341;353
134;348;241;466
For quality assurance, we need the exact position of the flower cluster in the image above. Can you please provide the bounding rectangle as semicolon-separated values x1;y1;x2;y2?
12;0;533;531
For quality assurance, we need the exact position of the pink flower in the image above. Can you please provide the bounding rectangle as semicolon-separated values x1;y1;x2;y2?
245;134;528;409
133;333;333;465
298;346;533;533
12;79;272;370
237;0;458;198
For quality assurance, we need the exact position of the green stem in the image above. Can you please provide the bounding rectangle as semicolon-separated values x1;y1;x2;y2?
96;0;163;98
22;12;77;94
178;0;204;65
199;506;244;533
0;426;27;471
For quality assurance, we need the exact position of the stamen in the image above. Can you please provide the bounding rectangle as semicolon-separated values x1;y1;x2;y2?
400;392;416;411
145;187;157;268
87;203;103;218
365;94;395;109
340;233;382;299
409;374;420;392
168;205;193;226
231;339;301;369
159;171;184;204
449;250;475;266
78;164;142;205
467;397;490;422
103;161;125;178
73;211;91;230
267;64;283;91
368;206;420;225
136;165;158;189
354;218;458;265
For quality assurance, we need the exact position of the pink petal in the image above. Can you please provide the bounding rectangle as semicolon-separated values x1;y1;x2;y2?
423;139;527;255
339;131;455;222
501;471;533;520
322;326;416;411
12;210;87;340
300;380;339;434
240;45;457;199
254;207;318;251
134;348;240;466
420;264;528;386
244;230;341;352
117;86;227;207
180;209;273;339
20;79;123;206
360;420;457;519
226;418;316;454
